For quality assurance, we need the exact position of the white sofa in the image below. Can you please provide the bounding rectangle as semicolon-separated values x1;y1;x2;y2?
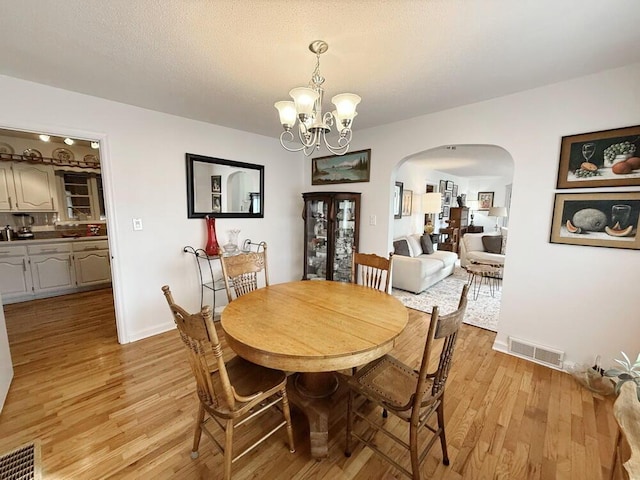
459;228;507;268
392;234;458;294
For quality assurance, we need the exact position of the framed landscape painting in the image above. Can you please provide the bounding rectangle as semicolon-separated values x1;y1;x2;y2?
556;125;640;189
550;191;640;250
312;148;371;185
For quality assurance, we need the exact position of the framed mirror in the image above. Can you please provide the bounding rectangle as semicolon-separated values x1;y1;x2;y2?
186;153;264;218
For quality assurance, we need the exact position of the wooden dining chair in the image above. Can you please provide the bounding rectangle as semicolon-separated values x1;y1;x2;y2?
161;285;295;480
342;284;469;480
219;243;268;302
351;246;393;292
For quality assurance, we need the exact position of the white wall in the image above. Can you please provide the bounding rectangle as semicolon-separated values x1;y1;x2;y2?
0;75;304;343
304;62;640;368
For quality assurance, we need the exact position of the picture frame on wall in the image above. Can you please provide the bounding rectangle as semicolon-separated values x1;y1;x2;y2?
439;180;446;193
212;194;222;213
452;184;458;198
478;191;494;210
402;189;413;216
445;180;454;191
442;206;450;218
393;182;403;219
211;175;221;193
550;191;640;250
311;148;371;185
443;191;452;206
556;125;640;189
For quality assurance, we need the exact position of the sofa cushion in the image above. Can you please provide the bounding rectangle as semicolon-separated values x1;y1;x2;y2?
501;235;508;255
406;234;423;257
482;235;503;254
393;238;411;257
466;251;505;266
420;234;434;254
463;231;499;253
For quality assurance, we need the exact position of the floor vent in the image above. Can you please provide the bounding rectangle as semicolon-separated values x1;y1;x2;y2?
508;337;564;369
0;442;39;480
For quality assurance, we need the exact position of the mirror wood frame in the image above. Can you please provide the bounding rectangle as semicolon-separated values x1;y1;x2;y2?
186;153;265;219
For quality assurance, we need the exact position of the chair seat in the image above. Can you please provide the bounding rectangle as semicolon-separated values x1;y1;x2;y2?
346;355;435;421
212;356;288;415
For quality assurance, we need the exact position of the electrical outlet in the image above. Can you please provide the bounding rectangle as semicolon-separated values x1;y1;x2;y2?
369;215;376;226
132;218;143;231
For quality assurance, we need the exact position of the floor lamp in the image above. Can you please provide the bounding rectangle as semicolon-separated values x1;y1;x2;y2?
422;192;442;234
488;206;507;232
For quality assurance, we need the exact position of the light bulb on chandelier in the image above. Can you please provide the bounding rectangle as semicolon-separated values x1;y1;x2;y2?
274;40;361;156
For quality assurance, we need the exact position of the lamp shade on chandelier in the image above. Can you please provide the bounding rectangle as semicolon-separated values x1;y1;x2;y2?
275;40;361;156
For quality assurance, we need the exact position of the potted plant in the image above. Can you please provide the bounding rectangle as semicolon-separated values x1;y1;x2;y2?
605;352;640;401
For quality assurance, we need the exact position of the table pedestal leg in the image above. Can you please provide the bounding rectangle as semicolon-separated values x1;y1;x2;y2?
287;373;346;459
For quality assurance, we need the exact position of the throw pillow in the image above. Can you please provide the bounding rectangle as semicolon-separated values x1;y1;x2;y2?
482;235;503;254
393;239;410;257
420;234;434;254
501;235;507;255
406;234;423;257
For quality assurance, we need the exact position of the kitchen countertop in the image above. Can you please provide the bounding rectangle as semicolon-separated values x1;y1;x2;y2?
0;235;108;245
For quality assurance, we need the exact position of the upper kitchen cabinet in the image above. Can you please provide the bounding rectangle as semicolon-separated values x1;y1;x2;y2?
0;162;56;212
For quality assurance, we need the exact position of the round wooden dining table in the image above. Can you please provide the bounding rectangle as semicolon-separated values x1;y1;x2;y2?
221;280;408;458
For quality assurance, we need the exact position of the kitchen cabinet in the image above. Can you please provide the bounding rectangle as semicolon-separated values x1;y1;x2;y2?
0;245;33;301
73;240;111;286
302;192;360;282
0;238;111;304
0;162;56;212
28;244;74;294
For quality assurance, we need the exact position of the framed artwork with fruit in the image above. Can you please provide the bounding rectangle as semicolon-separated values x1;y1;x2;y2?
556;125;640;189
550;191;640;250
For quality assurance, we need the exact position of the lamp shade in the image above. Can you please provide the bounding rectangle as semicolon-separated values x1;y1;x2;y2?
488;206;508;217
422;192;442;214
274;101;297;128
289;87;319;117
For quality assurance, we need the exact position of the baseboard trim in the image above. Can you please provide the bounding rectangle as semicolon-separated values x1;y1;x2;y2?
127;321;175;343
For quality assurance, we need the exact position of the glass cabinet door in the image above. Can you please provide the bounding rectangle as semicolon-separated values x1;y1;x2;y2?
332;198;357;282
305;198;329;280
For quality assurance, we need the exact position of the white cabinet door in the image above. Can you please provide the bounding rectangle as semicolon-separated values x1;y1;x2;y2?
29;254;74;293
0;163;17;212
0;256;33;298
12;163;56;211
74;251;111;286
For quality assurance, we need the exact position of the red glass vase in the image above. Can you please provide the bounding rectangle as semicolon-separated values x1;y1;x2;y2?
205;215;220;256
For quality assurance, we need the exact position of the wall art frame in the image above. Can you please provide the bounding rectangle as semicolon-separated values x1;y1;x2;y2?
478;191;494;210
402;189;413;216
393;181;403;219
439;180;446;193
556;125;640;189
311;148;371;185
550;191;640;250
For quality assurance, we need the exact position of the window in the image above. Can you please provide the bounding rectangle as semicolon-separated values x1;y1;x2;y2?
57;172;105;221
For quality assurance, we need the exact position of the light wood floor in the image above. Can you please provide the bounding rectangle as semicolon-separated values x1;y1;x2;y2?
0;288;617;479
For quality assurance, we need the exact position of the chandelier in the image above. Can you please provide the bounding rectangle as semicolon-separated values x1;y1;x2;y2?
274;40;361;156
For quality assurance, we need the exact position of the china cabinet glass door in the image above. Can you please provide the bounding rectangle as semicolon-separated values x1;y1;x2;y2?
332;198;357;282
305;198;329;280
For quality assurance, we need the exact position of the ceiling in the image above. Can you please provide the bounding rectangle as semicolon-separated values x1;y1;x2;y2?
0;1;639;175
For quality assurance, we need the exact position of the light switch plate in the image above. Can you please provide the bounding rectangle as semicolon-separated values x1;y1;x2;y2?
132;218;143;231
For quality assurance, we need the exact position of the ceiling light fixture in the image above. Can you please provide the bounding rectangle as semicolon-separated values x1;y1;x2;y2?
90;141;99;149
39;134;51;142
274;40;361;156
64;138;74;145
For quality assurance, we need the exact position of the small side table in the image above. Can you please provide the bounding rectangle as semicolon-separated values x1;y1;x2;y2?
464;263;502;300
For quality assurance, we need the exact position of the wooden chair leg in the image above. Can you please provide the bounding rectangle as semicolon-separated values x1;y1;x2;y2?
344;390;353;457
191;402;205;459
281;389;296;453
436;399;449;466
409;423;421;480
224;419;234;480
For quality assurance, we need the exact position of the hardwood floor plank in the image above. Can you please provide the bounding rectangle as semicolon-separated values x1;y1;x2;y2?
0;291;618;479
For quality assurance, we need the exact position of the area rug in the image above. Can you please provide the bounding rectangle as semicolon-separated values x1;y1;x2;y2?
392;267;500;332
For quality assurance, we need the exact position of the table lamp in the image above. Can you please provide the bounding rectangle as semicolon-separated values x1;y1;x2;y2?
467;200;479;226
422;192;442;234
488;206;508;231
